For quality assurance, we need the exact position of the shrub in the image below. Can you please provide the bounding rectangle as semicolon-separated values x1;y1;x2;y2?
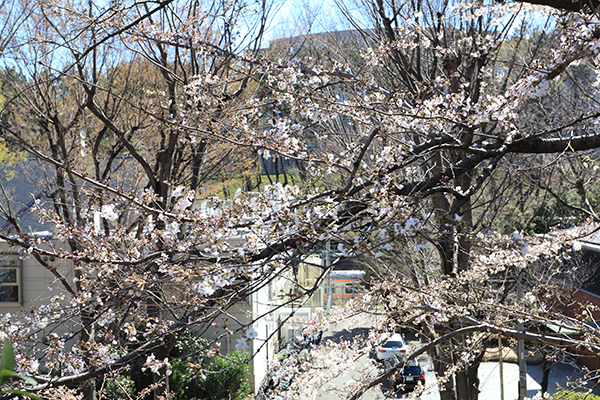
170;358;204;400
202;351;251;400
167;333;251;400
551;390;600;400
101;374;136;400
169;333;208;400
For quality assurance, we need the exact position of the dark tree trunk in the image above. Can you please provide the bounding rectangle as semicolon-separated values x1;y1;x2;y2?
74;257;97;400
540;356;553;394
455;357;482;400
431;341;457;400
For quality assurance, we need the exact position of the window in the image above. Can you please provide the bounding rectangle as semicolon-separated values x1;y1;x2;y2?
345;283;361;294
0;256;20;304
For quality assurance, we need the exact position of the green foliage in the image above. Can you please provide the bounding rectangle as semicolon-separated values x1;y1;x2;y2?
203;172;303;199
102;374;136;400
0;339;39;400
0;339;16;384
491;187;600;235
202;351;251;400
552;390;600;399
529;190;595;234
168;334;208;400
0;82;5;110
0;73;26;180
170;333;209;360
0;139;24;177
168;334;251;400
170;358;204;400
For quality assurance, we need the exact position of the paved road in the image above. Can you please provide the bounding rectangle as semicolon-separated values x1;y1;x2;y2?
314;323;439;400
313;323;380;400
313;321;600;400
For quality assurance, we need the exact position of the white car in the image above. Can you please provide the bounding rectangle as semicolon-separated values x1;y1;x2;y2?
375;333;407;361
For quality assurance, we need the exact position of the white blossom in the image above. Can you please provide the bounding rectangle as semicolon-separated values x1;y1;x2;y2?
100;205;119;222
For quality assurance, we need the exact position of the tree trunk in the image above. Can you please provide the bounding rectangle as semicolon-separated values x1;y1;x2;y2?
80;306;97;400
456;171;473;275
146;295;175;400
81;316;96;400
540;356;553;394
431;341;457;400
455;360;481;400
423;321;456;400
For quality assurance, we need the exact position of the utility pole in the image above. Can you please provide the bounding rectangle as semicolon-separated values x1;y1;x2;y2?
499;337;504;400
325;240;333;311
517;272;527;400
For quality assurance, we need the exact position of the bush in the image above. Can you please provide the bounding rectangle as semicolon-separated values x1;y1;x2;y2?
169;333;208;400
551;390;600;399
170;334;209;360
170;358;202;400
102;374;136;400
167;333;251;400
202;351;251;400
107;333;252;400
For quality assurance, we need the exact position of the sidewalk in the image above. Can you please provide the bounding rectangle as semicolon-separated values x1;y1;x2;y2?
479;359;600;399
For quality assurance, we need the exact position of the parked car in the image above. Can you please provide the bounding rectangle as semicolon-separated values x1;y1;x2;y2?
384;355;425;392
375;332;407;361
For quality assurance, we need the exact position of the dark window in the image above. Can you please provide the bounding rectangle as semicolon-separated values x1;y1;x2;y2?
384;341;404;348
0;269;17;283
0;256;20;303
0;286;18;303
402;366;422;375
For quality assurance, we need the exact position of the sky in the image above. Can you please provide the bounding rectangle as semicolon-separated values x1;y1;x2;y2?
256;0;555;48
261;0;367;43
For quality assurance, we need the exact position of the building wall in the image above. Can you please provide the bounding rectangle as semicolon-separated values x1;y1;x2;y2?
250;282;279;392
0;242;74;314
552;283;600;321
550;282;600;370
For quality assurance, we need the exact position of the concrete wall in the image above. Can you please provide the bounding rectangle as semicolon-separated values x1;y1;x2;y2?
250;283;279;392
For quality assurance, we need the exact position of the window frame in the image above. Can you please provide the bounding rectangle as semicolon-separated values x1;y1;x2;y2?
0;255;22;305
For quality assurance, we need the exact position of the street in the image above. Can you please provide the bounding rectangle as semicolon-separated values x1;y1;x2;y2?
314;323;439;400
312;322;600;400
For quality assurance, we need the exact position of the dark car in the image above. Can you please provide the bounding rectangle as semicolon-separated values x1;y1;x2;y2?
384;356;425;393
